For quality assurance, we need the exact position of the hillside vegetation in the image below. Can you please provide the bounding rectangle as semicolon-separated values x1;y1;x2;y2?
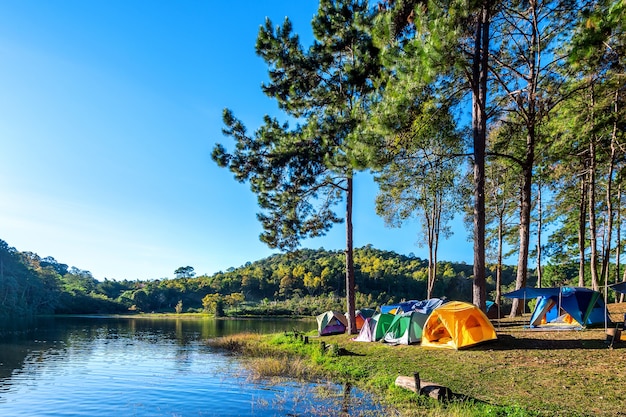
0;239;525;319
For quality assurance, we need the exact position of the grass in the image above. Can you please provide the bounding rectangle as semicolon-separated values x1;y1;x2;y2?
206;303;626;417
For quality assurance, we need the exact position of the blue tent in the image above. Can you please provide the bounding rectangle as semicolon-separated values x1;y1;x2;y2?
380;298;446;315
502;287;561;299
610;281;626;294
411;298;446;314
396;300;419;314
380;304;401;314
503;287;609;328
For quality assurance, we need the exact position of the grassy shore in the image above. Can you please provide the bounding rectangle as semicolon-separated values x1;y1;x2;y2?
207;303;626;417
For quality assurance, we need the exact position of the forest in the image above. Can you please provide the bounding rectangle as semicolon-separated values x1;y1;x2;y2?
2;1;625;322
211;0;626;332
0;238;523;319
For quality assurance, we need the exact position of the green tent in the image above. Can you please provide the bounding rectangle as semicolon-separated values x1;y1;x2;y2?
316;310;347;335
382;310;429;345
352;313;394;342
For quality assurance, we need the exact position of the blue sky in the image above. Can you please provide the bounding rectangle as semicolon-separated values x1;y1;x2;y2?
0;1;474;281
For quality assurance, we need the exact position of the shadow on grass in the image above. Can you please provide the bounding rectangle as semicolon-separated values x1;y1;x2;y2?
422;385;491;405
478;333;622;350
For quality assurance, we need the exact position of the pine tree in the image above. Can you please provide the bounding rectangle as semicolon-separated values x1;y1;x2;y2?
212;0;380;333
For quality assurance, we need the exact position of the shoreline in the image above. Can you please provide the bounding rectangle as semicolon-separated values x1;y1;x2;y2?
207;303;626;417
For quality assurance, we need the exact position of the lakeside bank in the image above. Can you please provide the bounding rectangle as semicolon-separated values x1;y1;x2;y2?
208;303;626;417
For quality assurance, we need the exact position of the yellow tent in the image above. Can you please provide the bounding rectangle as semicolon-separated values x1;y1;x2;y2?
421;301;497;349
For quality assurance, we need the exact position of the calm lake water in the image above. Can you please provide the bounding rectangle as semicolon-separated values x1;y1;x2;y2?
0;316;384;417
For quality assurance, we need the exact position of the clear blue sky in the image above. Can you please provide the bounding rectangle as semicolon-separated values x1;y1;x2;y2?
0;1;474;281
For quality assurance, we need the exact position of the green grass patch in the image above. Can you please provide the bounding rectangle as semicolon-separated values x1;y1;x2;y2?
206;305;626;417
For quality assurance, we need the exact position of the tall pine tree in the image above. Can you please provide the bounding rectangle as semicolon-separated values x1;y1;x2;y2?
212;0;380;333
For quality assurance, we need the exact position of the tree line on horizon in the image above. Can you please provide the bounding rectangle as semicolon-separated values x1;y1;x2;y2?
1;238;530;319
211;0;625;331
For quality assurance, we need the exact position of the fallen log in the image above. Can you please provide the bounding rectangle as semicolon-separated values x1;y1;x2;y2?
395;373;453;402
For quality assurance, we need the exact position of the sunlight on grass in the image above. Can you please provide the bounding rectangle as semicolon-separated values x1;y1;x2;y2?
207;305;626;417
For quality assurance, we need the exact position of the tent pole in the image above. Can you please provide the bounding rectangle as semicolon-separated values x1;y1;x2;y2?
604;273;608;332
524;292;530;327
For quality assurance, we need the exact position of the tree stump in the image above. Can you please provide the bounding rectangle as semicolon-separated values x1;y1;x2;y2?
395;373;453;402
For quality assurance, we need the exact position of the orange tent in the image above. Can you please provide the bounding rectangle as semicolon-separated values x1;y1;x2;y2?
421;301;497;349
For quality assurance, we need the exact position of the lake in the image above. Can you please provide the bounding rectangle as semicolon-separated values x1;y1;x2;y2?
0;316;384;417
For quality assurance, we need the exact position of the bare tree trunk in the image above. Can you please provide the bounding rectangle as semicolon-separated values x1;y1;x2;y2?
510;0;538;317
496;214;503;306
618;186;624;303
427;194;442;299
433;226;439;299
427;200;435;299
618;188;622;276
536;181;543;288
345;175;356;334
511;153;534;317
427;228;434;299
579;174;588;287
588;86;599;291
432;194;442;299
611;92;622;302
472;2;490;312
589;151;599;291
601;129;616;290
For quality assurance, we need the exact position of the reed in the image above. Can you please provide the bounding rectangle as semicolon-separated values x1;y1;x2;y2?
245;356;317;381
206;332;264;354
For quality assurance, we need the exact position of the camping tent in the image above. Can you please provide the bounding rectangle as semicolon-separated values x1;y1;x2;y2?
485;300;500;319
421;301;498;349
383;310;430;344
380;298;446;315
352;313;395;342
503;286;609;329
348;308;376;331
380;304;401;314
610;281;626;294
395;300;419;314
382;298;447;344
412;298;446;313
316;311;348;336
529;287;606;328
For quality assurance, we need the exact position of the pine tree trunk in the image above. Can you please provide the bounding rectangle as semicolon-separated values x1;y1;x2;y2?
589;161;599;291
617;186;623;303
471;2;489;312
588;116;599;291
611;93;621;303
433;195;441;299
427;243;434;299
345;175;356;334
427;203;435;299
510;0;538;316
496;214;503;307
536;182;543;288
579;174;587;287
601;133;616;289
511;157;533;317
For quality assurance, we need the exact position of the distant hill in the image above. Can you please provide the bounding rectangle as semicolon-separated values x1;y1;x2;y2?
204;245;518;302
0;238;520;319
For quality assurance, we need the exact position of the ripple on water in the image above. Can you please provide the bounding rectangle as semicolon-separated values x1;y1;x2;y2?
0;317;382;417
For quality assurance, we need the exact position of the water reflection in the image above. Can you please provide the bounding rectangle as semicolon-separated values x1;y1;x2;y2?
1;316;314;384
0;316;388;417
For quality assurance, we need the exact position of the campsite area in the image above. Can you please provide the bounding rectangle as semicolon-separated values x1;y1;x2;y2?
214;302;626;417
338;301;626;416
